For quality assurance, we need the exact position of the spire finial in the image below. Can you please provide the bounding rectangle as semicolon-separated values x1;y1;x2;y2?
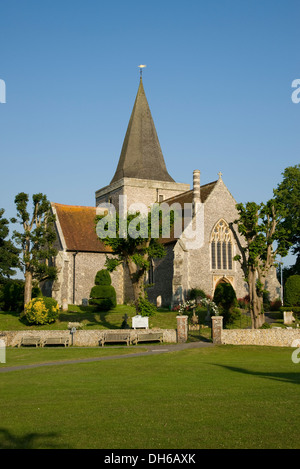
218;171;223;179
138;64;146;79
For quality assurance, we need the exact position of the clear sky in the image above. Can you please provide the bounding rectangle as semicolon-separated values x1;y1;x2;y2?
0;0;299;267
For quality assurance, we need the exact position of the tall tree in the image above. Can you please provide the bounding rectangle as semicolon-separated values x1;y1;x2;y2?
232;200;289;329
0;208;20;282
273;164;300;268
12;193;57;307
95;208;168;311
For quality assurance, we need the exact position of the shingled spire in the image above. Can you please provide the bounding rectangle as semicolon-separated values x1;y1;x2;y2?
110;77;175;184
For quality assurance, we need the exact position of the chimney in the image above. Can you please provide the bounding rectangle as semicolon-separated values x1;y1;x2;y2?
193;170;201;216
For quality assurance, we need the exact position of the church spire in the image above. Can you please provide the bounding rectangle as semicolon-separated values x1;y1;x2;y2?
110;74;175;184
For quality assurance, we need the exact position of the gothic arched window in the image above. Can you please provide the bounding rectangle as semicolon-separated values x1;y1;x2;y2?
211;220;233;270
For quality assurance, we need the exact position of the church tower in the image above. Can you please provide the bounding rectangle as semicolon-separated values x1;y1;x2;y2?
95;75;189;210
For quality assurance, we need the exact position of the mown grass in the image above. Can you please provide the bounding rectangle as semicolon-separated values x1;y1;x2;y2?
0;305;179;331
0;346;148;368
0;345;299;449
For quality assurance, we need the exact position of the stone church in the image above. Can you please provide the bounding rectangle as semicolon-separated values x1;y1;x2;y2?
50;76;280;307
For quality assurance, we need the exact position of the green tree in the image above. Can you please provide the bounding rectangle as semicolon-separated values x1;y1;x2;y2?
0;208;20;282
232;200;289;329
12;193;57;308
284;275;300;307
95;207;168;311
273;164;300;268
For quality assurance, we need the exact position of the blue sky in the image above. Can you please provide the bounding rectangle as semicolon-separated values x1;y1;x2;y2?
0;0;299;267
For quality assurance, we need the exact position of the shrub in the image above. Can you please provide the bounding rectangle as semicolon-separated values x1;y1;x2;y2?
89;269;116;311
263;291;270;312
270;298;282;311
95;269;112;286
188;288;206;301
213;283;238;325
24;297;59;325
2;280;24;312
284;275;300;307
0;279;42;312
260;322;271;329
137;293;156;317
238;295;250;309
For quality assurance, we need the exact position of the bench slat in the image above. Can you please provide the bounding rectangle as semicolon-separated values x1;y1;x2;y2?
42;337;70;347
100;333;130;346
19;337;42;347
135;332;163;344
135;333;163;344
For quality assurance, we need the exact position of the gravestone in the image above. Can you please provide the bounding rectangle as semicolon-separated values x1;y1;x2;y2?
283;311;296;325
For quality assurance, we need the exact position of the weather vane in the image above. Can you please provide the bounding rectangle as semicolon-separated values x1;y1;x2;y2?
138;64;146;78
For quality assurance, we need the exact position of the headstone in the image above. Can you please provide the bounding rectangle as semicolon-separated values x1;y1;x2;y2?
156;295;162;308
283;311;295;325
82;298;89;306
62;298;68;311
122;314;130;329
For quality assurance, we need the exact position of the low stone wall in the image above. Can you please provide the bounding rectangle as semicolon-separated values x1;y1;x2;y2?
0;328;177;347
221;328;300;347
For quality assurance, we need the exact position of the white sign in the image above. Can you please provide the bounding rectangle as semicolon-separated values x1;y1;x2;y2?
132;315;149;329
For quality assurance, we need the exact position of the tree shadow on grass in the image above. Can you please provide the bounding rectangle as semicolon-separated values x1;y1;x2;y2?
58;306;125;330
0;428;68;449
212;364;300;386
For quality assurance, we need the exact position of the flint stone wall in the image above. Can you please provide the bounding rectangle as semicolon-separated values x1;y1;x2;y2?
221;328;300;347
0;328;177;348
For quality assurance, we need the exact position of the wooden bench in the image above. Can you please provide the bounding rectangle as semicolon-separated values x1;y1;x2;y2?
42;337;70;347
18;337;42;347
134;332;163;345
99;333;131;347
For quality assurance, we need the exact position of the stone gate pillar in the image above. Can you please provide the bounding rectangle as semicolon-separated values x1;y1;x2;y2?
211;316;223;344
176;315;188;343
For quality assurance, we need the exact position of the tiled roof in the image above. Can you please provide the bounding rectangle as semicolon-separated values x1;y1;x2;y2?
162;180;218;207
52;203;111;253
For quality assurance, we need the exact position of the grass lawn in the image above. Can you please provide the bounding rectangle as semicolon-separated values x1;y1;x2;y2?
0;345;299;449
0;304;179;331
